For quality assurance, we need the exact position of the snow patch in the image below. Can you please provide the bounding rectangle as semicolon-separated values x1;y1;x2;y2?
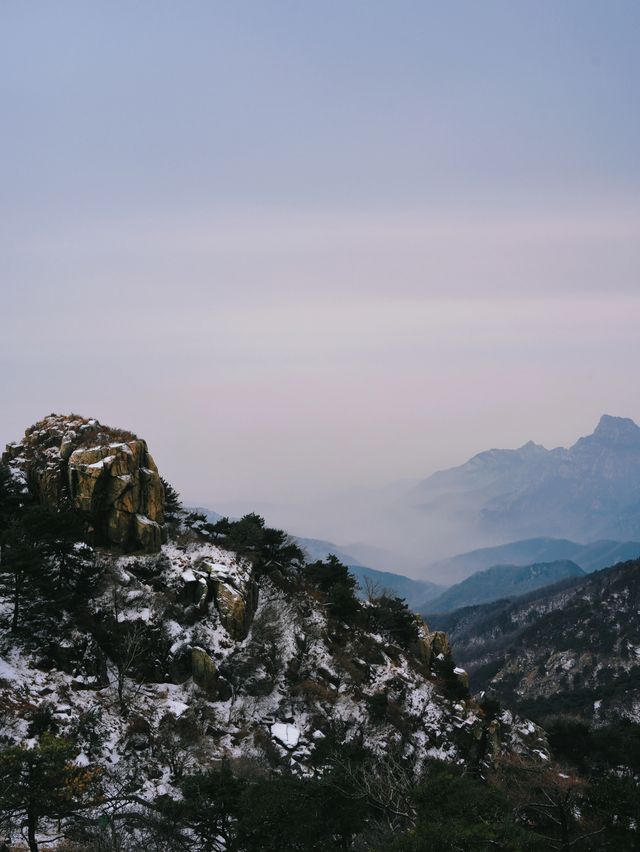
271;722;300;748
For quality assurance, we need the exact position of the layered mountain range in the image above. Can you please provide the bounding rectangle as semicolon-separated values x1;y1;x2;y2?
408;415;640;580
426;536;640;585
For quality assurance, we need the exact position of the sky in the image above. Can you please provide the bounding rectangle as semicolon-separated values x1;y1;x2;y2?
2;2;640;554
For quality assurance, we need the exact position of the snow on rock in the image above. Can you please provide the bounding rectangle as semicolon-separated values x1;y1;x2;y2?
271;723;301;748
0;520;552;816
0;656;18;681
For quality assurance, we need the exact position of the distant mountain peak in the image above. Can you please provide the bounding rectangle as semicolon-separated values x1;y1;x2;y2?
413;414;640;555
519;440;547;453
590;414;640;443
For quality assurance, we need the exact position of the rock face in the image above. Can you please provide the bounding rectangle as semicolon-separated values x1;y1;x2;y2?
2;414;166;553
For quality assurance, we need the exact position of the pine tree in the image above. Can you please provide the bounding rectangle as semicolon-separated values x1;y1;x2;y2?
160;477;182;523
0;734;102;852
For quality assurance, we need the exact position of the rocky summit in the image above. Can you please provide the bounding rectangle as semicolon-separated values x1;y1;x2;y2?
2;413;166;553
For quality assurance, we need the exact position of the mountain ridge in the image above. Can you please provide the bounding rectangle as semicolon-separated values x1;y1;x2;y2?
422;559;585;613
426;536;640;584
428;557;640;725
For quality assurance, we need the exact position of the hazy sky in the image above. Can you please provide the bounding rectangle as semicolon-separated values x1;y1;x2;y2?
2;2;639;543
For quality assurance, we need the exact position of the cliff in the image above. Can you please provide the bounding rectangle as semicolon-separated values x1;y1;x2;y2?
2;413;166;553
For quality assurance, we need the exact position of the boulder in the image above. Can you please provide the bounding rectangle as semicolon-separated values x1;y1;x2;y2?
191;647;217;690
429;631;452;659
453;666;469;690
210;577;257;640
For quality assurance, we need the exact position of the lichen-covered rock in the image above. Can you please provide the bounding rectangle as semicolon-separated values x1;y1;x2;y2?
430;630;452;659
191;647;217;689
413;617;433;667
210;576;257;640
2;413;166;553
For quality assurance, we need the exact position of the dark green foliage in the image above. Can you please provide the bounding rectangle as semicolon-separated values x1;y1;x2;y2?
478;692;501;721
20;504;98;607
366;690;389;721
27;701;57;738
0;463;24;536
546;718;594;772
238;773;363;851
185;512;306;575
305;554;356;594
389;761;536;851
183;510;211;534
0;502;100;634
0;519;42;632
158;762;365;851
367;594;420;647
157;763;244;851
155;758;546;852
68;708;108;759
547;718;640;775
99;748;627;851
161;477;182;523
584;774;640;850
305;554;361;621
0;734;102;852
433;654;470;700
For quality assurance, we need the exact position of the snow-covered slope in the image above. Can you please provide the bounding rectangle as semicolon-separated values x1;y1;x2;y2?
0;537;549;800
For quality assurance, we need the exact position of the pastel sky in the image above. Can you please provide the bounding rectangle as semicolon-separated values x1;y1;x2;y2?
2;2;639;545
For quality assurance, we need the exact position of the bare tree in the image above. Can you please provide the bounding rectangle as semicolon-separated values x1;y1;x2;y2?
360;575;383;603
113;624;147;715
327;748;417;835
492;754;605;851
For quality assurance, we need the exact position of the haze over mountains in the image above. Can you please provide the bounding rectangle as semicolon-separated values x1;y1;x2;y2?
425;537;640;586
192;416;640;605
198;415;640;589
405;414;640;573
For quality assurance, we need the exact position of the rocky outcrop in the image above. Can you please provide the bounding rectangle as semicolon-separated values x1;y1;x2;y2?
429;630;452;659
209;576;258;640
191;647;217;690
412;617;433;667
2;414;166;553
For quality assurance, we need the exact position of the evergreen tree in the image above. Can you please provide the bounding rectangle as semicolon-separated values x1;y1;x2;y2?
0;504;98;633
20;504;97;610
0;735;102;852
0;513;43;632
305;555;360;621
367;594;420;647
160;477;182;524
158;763;243;851
390;761;537;851
0;463;24;536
